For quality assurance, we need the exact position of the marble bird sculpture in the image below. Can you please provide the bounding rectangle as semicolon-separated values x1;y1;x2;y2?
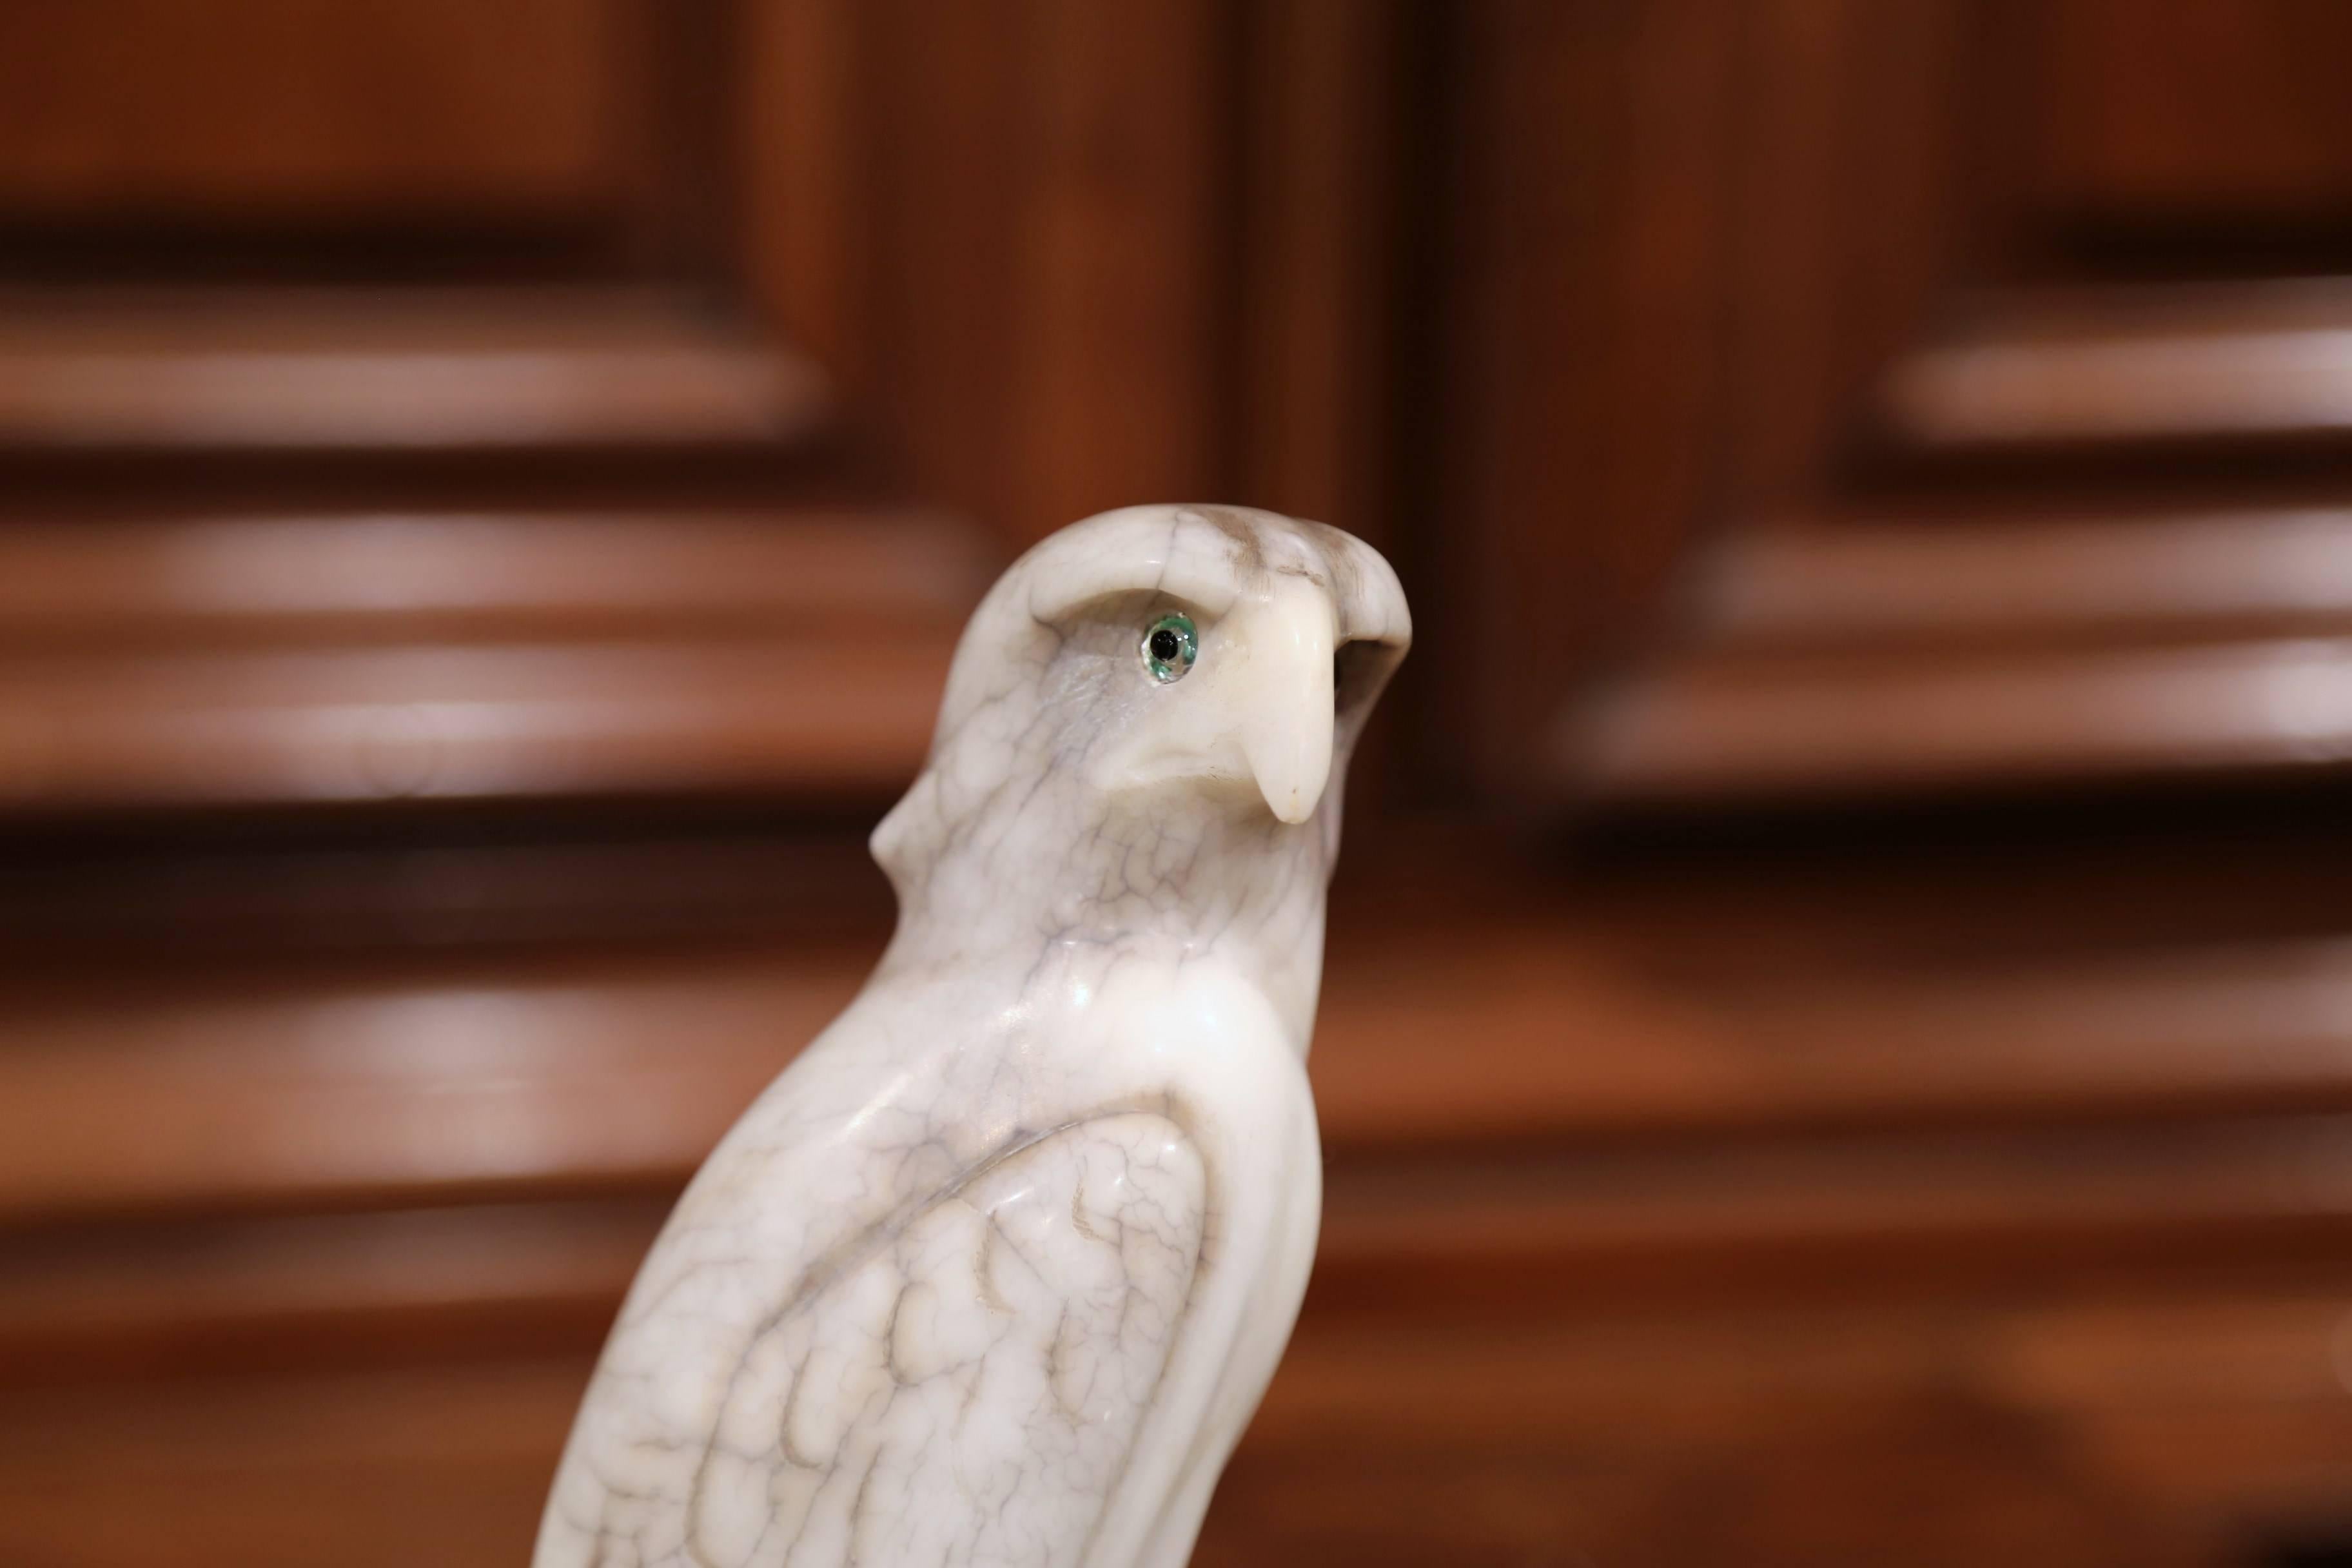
537;504;1411;1568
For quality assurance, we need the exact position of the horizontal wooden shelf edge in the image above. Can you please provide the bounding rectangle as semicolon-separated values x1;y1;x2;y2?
1578;633;2352;803
0;634;954;810
12;932;2352;1222
13;1117;2352;1383
0;507;997;642
1878;278;2352;456
0;288;833;452
1700;507;2352;649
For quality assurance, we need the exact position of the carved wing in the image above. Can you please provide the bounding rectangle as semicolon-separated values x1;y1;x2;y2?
547;1112;1207;1568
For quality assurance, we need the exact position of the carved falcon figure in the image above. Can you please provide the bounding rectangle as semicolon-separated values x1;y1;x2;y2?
538;504;1410;1568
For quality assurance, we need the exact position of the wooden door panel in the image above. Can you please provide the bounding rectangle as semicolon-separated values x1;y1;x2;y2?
43;3;2352;1563
1476;0;2352;807
0;0;639;244
0;288;827;453
0;7;1440;1567
1433;9;2352;1543
1879;280;2352;457
2035;0;2352;223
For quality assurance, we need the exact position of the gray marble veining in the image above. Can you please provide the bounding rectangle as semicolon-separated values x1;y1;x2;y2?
536;504;1410;1568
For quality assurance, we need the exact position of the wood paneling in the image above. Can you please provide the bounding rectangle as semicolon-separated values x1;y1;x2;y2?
1320;928;2352;1142
1716;0;1967;531
0;5;1367;1565
2035;0;2352;221
26;869;2352;1226
0;509;986;641
0;828;893;954
0;0;627;215
1429;0;2352;1540
1484;0;2352;812
3;1220;2345;1568
4;1282;2336;1568
34;1115;2352;1391
0;507;985;814
1692;509;2352;647
1584;634;2352;801
10;3;2352;1564
0;636;957;809
0;1202;659;1380
1881;280;2352;456
6;1288;2342;1568
0;1360;585;1568
1233;0;1403;536
0;510;992;818
1210;1286;2352;1567
0;958;864;1221
739;0;868;400
1591;507;2352;798
842;0;1231;544
1442;0;1740;795
0;290;827;452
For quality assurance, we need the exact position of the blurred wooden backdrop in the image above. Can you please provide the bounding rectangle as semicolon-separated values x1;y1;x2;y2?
7;3;2352;1564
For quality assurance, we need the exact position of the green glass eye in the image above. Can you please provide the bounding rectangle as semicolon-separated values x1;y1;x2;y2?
1141;612;1197;683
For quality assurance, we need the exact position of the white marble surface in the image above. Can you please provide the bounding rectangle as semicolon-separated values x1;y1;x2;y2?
536;505;1410;1568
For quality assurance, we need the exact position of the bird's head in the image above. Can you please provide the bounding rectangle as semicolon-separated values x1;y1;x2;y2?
874;505;1409;917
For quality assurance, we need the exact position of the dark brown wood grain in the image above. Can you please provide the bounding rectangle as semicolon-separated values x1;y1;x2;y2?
0;507;990;642
8;2;2352;1564
1582;634;2352;801
0;0;626;215
0;289;830;451
2034;0;2352;222
0;636;955;810
1880;280;2352;457
24;914;2352;1228
1439;0;1741;799
1231;0;1403;539
1693;508;2352;647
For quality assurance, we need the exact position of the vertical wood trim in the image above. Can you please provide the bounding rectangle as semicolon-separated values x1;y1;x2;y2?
741;0;869;404
609;0;736;287
864;0;1025;528
741;0;1308;554
1232;0;1402;542
1444;0;1741;799
1003;0;1226;542
1722;0;1971;508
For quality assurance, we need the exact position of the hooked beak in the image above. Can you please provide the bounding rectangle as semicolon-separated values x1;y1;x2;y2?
1101;572;1337;824
1232;574;1335;823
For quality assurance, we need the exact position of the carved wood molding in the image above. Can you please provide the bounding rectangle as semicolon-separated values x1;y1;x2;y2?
0;289;828;453
1584;507;2352;801
16;922;2352;1224
0;508;990;814
1883;280;2352;456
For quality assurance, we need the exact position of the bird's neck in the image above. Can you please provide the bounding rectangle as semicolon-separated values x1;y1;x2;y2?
875;797;1337;1050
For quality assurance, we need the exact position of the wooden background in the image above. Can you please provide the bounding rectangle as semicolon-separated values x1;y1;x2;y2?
6;3;2352;1563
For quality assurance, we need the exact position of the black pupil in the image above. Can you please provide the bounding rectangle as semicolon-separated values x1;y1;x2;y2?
1149;627;1183;663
